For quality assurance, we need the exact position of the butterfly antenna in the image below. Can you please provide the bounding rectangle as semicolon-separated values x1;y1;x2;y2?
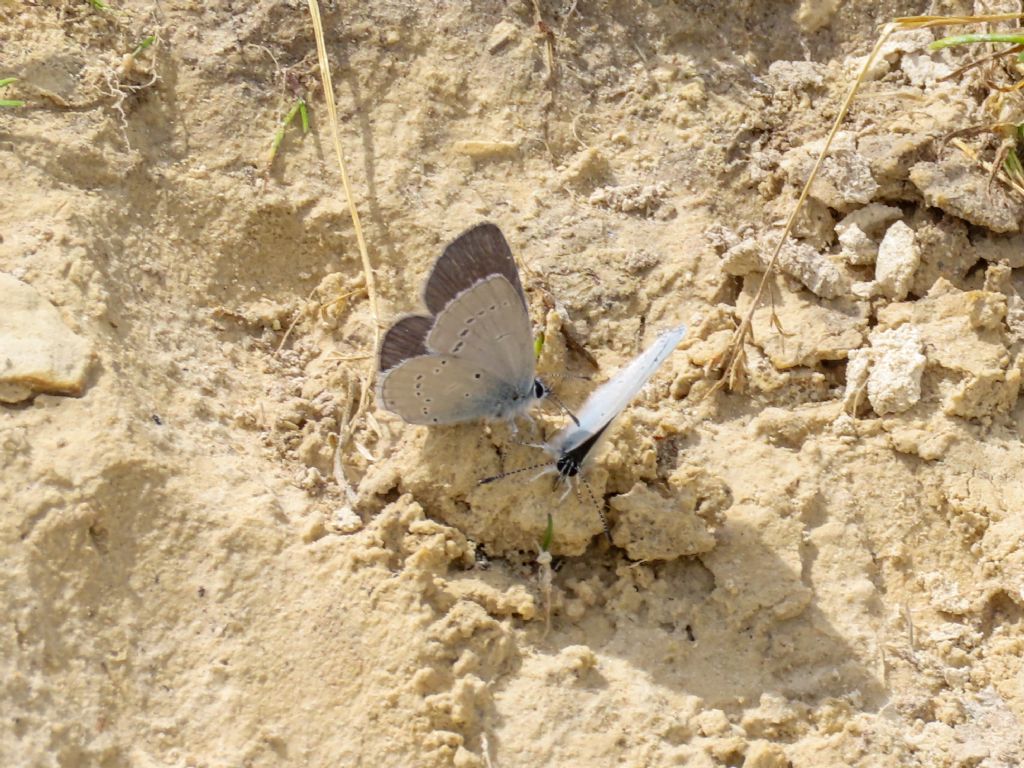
547;371;593;383
576;477;612;544
545;390;580;427
479;461;553;486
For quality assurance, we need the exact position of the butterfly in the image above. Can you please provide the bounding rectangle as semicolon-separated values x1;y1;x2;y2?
481;323;687;536
377;223;546;426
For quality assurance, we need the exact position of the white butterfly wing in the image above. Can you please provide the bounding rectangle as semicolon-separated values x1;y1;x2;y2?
551;324;687;455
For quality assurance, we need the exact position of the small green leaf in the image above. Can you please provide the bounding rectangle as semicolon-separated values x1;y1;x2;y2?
0;99;26;108
540;513;554;552
132;35;156;56
0;77;18;88
267;98;310;168
533;331;545;360
929;32;1024;51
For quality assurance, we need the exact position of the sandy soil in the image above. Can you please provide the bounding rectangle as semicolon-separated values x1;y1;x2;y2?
4;0;1024;765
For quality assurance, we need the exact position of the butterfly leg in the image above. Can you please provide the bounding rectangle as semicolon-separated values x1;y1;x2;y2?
531;465;557;484
558;477;573;502
576;477;612;543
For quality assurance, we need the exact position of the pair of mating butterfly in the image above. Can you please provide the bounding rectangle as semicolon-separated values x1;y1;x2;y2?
377;223;686;524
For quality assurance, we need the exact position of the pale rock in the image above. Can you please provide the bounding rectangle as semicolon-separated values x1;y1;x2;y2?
877;280;1018;418
741;693;799;739
766;60;825;90
910;158;1024;233
851;280;881;299
866;325;926;415
743;741;790;768
780;131;879;212
786;196;835;249
876;221;920;300
886;416;959;461
720;237;764;276
610;481;716;562
837;223;878;265
588;182;670;216
452;140;519;160
777;238;850;299
843;349;871;412
721;236;850;299
558;147;611;191
983;262;1024;343
794;0;839;33
486;20;518;53
900;51;954;86
857;132;934;201
739;274;868;369
909;214;974;296
0;273;91;403
334;506;364;534
835;203;903;239
705;224;745;254
972;231;1024;269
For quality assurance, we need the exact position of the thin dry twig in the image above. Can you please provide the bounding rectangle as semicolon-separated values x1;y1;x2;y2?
531;0;557;84
711;23;899;391
937;42;1024;82
893;12;1024;29
306;0;381;454
950;137;1024;198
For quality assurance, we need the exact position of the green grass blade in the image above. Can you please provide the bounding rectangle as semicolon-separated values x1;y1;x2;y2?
132;35;156;56
540;513;554;552
267;98;310;168
929;32;1024;50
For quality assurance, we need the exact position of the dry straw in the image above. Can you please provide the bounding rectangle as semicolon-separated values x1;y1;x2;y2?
714;12;1024;390
306;0;380;458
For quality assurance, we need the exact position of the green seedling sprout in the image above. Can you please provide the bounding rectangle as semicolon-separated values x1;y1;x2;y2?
267;97;310;169
0;77;25;108
132;35;156;57
540;512;554;552
86;0;109;9
929;32;1024;56
1004;124;1024;187
533;331;545;361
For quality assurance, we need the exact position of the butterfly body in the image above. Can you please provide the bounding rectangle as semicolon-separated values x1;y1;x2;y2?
547;323;688;473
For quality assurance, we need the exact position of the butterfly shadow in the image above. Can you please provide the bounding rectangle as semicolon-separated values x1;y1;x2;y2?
469;506;891;765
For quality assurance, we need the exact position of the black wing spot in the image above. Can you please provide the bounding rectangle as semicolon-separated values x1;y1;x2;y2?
459;328;470;337
464;392;471;398
466;317;476;325
425;398;432;403
432;418;439;423
433;368;442;375
440;359;448;365
474;372;482;379
489;304;496;311
415;373;425;381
